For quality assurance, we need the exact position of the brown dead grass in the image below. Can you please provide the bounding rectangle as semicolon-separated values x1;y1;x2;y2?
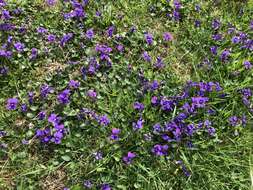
40;169;67;190
0;170;16;190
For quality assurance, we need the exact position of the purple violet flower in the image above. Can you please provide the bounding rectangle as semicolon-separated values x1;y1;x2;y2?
69;80;80;89
47;34;56;42
210;46;218;55
110;128;121;140
244;60;252;70
87;89;97;99
6;98;19;110
86;28;94;39
83;180;93;189
191;97;209;108
132;118;144;131
99;115;110;126
145;33;153;45
152;144;168;156
100;184;111;190
123;152;136;165
57;89;71;105
38;111;46;120
229;116;239;126
212;19;221;30
142;51;151;62
133;102;144;111
14;42;25;52
93;151;103;160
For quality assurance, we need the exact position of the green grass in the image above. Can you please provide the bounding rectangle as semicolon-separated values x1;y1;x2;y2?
0;0;253;189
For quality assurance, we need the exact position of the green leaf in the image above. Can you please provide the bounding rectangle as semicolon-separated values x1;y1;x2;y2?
61;155;71;162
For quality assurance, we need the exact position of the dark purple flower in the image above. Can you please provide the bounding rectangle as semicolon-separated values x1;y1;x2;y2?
57;89;71;104
241;88;252;98
239;32;247;40
212;19;221;30
69;80;80;89
87;89;97;99
0;0;6;7
220;49;230;62
212;34;222;41
48;113;61;126
173;10;180;21
133;102;144;111
229;116;239;126
14;42;25;52
111;128;121;140
0;130;7;137
152;144;168;156
153;123;162;134
20;104;28;112
37;27;48;34
160;97;175;111
191;97;209;108
73;7;86;18
2;9;11;19
28;91;34;104
100;184;111;190
0;23;15;31
38;111;46;120
150;80;159;91
95;44;112;54
30;48;38;59
241;114;247;127
242;97;250;107
83;180;93;189
52;125;65;144
132;118;144;131
195;4;201;12
210;46;218;55
36;128;52;143
116;44;124;52
227;27;236;34
231;36;240;44
107;26;115;37
93;151;103;160
0;66;9;75
142;51;151;62
129;25;137;33
99;115;110;126
47;34;56;42
204;120;211;127
145;33;153;45
244;60;252;70
46;0;56;6
95;11;102;17
7;36;13;44
86;28;94;39
123;152;136;165
154;57;165;69
151;96;159;106
0;50;12;58
242;39;253;50
186;124;194;136
40;84;53;98
195;20;201;27
6;98;19;110
174;0;181;9
207;127;216;136
60;33;73;47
